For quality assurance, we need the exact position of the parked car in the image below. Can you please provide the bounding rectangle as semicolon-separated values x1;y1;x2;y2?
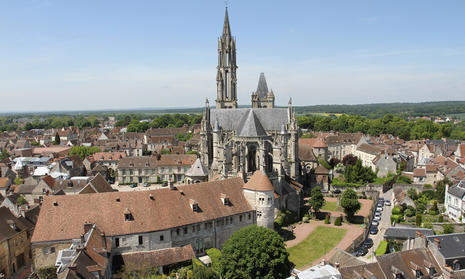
377;206;383;212
385;200;391;206
363;238;374;248
130;183;138;188
143;182;150;187
374;212;381;221
370;226;379;235
355;246;368;256
162;182;168;187
371;220;379;226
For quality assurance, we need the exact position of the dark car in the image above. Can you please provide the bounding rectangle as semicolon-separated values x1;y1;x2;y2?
363;238;374;248
369;226;378;235
332;189;341;194
355;246;368;257
129;183;138;188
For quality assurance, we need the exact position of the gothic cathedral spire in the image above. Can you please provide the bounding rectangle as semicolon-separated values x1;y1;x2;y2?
216;7;238;109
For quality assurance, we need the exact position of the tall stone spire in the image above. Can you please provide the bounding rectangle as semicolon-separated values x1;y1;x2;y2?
251;73;275;108
223;7;231;38
216;7;238;109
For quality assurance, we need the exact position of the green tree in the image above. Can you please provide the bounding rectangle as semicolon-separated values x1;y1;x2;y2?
443;224;454;234
308;186;325;215
407;188;418;200
344;160;376;184
69;146;101;159
340;188;361;221
396;175;412;184
17;195;27;206
37;266;58;279
54;132;60;145
416;214;422;227
219;225;292;279
206;248;222;275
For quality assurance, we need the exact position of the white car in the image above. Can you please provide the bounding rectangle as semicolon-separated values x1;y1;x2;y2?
374;215;381;221
371;220;379;226
377;206;383;211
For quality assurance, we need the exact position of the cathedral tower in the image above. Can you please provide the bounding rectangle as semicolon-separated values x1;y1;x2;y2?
216;8;238;109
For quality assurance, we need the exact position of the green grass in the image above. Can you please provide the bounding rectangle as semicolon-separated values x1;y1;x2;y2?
322;201;340;212
287;226;347;269
375;241;388;256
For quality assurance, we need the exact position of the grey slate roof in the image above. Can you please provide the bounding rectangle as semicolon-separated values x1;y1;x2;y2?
448;180;465;198
186;158;208;177
427;233;465;259
210;108;289;134
237;109;267;137
384;227;434;239
255;73;269;98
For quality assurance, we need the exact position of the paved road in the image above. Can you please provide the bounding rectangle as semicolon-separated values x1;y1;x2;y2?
362;189;393;261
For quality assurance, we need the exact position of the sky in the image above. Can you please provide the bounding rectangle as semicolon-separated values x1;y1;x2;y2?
0;0;464;112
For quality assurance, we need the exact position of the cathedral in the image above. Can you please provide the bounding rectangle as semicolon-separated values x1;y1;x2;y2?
200;8;303;214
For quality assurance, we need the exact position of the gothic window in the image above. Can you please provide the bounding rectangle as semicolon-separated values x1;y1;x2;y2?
257;211;262;218
247;145;257;172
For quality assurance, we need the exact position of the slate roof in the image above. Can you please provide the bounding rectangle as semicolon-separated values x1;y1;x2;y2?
31;178;253;243
427;233;465;259
384;227;434;239
298;144;317;162
0;207;34;242
254;73;269;98
186;158;208;177
448;180;465;198
210;108;289;133
237;109;267;137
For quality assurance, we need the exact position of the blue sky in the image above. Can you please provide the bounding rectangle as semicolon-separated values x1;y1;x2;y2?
0;0;464;111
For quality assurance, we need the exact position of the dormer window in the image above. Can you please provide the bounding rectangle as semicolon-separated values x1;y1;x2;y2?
220;193;230;205
190;199;199;212
124;208;134;221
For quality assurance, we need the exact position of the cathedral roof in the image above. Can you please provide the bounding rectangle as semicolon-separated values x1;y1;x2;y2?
210;108;289;132
237;109;267;137
255;73;269;98
243;171;274;192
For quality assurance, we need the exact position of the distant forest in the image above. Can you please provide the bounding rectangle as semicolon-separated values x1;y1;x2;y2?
294;101;465;118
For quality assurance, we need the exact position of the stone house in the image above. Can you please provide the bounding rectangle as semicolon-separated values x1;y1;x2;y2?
117;155;197;185
354;143;382;172
325;133;365;161
0;207;34;278
84;151;126;171
413;168;427;184
146;136;176;152
30;178;256;269
373;154;396;177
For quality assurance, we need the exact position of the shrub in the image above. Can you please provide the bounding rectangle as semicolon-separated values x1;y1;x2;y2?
375;241;388;256
206;248;222;275
324;214;330;224
416;214;422;227
443;224;455;234
334;217;342;226
438;215;444;223
423;222;433;229
405;208;416;217
302;216;310;223
429;201;439;215
391;215;402;224
391;207;402;215
37;266;58;279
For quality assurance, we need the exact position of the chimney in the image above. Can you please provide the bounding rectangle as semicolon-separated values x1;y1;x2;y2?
434;238;440;248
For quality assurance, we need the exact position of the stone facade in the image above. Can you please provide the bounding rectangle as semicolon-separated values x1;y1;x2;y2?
32;241;71;270
200;9;301;215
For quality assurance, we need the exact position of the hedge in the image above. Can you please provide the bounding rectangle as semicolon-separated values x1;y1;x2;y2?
375;241;388;256
391;214;402;224
334;217;342;226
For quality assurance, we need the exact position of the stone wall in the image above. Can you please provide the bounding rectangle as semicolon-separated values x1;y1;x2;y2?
32;241;72;270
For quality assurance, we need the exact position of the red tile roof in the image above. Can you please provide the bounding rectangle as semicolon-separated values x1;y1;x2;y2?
31;178;253;243
243;171;274;192
121;245;195;268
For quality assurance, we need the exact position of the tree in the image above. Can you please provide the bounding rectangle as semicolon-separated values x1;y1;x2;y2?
329;158;341;169
37;266;58;279
206;248;222;275
342;154;357;166
435;178;450;203
308;186;325;215
344;160;376;184
54;132;60;145
69;146;101;159
396;175;412;184
407;188;418;200
219;225;292;279
443;224;454;234
340;188;361;221
17;195;27;206
416;214;422;227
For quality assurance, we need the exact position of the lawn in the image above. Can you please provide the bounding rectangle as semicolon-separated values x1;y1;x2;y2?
322;201;340;212
287;226;347;269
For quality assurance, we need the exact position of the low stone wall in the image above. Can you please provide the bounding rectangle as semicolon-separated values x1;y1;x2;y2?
330;184;383;194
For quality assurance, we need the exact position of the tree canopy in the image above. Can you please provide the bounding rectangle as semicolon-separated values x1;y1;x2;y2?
309;186;325;214
344;160;376;185
340;188;361;221
69;146;101;159
219;225;292;279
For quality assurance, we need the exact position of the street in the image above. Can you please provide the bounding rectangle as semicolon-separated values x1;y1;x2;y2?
361;189;392;262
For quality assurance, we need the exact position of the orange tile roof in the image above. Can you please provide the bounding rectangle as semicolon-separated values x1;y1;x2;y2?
31;178;253;243
243;171;274;192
